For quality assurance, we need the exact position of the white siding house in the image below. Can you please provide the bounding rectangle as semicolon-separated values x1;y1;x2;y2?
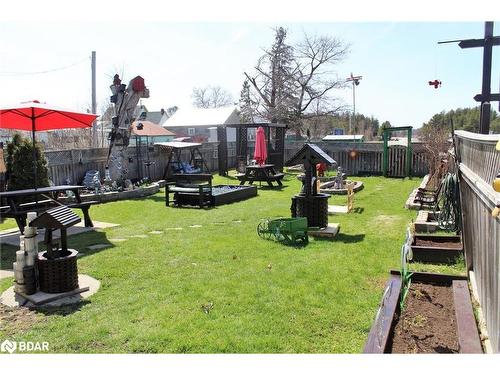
162;106;239;143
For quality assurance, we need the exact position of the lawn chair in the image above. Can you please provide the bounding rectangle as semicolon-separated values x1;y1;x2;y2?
414;179;443;210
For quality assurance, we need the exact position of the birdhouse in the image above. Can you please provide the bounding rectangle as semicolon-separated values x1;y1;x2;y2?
131;76;146;92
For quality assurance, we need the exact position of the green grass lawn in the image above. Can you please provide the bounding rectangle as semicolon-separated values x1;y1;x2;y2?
0;174;465;353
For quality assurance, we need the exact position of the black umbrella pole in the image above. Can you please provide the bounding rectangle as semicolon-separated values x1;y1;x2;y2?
32;115;37;191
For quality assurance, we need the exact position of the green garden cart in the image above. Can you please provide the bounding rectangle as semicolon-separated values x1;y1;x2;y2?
257;217;309;245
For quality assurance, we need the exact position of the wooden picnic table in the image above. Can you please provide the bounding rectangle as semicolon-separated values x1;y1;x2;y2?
0;185;96;234
235;164;284;187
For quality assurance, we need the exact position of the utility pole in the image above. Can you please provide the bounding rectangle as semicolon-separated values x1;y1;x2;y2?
439;22;500;134
91;51;97;146
346;73;362;134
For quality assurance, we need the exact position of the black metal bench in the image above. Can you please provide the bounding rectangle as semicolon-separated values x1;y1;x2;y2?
414;181;443;210
165;174;213;208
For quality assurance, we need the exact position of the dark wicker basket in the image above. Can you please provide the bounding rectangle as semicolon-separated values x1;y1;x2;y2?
291;194;329;228
37;249;79;293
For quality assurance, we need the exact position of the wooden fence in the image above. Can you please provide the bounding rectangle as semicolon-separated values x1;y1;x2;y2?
455;130;500;353
282;141;429;177
39;140;429;185
43;143;238;185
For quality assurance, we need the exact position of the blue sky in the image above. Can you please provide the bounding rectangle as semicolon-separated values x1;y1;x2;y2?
0;4;498;129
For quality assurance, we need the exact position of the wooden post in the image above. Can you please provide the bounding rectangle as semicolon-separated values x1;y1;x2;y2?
479;23;493;134
91;51;97;147
406;127;412;178
382;129;388;176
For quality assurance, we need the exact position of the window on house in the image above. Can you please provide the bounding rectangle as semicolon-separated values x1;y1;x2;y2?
188;128;195;136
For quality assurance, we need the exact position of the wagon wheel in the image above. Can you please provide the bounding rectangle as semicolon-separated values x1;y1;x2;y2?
257;221;272;240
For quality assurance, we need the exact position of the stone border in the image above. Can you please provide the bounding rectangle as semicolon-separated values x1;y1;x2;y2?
59;182;160;204
320;180;364;195
405;174;430;209
414;210;440;233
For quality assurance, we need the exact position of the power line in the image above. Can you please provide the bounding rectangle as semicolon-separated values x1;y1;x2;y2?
0;56;89;76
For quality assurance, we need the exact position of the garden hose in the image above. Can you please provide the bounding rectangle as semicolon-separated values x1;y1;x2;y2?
435;173;461;232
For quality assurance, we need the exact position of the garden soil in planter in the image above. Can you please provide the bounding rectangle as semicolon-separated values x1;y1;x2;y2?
364;271;482;354
411;235;463;264
389;281;459;353
414;238;462;249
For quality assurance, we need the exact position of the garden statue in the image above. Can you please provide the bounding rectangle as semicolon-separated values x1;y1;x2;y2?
333;166;345;189
106;74;149;188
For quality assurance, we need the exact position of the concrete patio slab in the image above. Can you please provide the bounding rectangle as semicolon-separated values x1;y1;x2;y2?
0;221;119;247
308;223;340;239
0;270;14;280
0;274;100;308
328;205;349;214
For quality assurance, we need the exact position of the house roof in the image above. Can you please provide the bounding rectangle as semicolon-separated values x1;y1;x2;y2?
131;121;175;137
322;134;364;141
155;141;202;149
144;111;165;124
286;143;336;166
163;106;240;128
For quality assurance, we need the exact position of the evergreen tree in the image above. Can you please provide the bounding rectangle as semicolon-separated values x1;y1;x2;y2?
378;121;392;138
238;79;258;123
423;106;499;134
6;133;49;191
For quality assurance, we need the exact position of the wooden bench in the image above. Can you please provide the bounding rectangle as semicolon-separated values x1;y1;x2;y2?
67;201;98;227
0;200;97;234
237;172;284;185
165;174;213;208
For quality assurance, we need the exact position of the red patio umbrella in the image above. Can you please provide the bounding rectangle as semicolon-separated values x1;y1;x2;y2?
253;126;268;166
0;100;98;189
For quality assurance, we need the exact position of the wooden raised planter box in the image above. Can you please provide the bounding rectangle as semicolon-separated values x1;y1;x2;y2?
411;234;463;264
414;211;440;233
211;185;257;206
364;271;482;354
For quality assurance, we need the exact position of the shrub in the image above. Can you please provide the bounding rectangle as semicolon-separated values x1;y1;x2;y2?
6;133;49;190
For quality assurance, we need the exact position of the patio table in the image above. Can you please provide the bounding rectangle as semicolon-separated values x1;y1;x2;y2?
235;164;284;187
0;185;95;234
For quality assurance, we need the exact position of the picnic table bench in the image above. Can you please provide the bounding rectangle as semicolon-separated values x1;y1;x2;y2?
235;164;284;187
0;185;96;234
165;174;213;208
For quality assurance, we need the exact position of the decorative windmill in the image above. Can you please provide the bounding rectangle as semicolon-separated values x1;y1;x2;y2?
106;74;149;186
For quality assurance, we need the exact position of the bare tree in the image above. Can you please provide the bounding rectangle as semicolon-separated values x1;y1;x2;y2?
192;86;234;108
243;27;349;135
420;124;451;189
244;27;296;124
290;34;349;128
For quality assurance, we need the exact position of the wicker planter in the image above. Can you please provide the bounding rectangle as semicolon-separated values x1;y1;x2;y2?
291;194;329;228
37;249;79;293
